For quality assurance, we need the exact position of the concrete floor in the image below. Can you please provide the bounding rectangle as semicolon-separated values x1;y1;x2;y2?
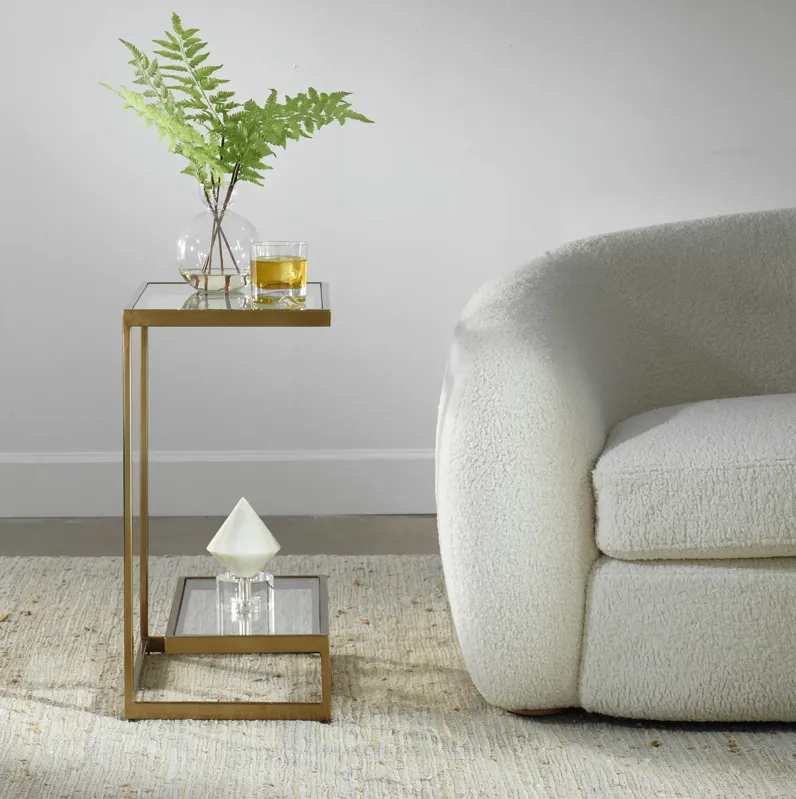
0;516;439;556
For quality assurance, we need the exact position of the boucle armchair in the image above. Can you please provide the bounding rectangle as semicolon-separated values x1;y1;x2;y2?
436;208;796;721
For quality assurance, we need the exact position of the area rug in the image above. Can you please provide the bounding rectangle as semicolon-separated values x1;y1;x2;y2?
0;555;794;798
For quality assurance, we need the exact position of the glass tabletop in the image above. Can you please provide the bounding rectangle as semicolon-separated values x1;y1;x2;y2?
132;282;326;311
124;282;330;327
169;576;328;637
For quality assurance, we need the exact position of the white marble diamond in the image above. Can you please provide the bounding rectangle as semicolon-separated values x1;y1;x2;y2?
207;497;281;578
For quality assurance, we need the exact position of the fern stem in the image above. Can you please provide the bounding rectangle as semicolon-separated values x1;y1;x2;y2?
217;223;240;272
201;224;218;273
213;166;242;271
217;217;225;273
202;191;222;273
202;184;241;275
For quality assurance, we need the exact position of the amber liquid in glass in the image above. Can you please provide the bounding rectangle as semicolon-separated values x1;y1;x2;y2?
251;256;307;304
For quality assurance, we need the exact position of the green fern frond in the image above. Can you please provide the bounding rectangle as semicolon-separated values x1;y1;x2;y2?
184;42;205;59
105;13;373;193
102;84;223;186
103;85;202;145
152;38;179;51
342;110;373;123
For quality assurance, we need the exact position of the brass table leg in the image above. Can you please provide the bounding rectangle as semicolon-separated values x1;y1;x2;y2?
139;327;149;639
122;322;135;716
320;637;333;721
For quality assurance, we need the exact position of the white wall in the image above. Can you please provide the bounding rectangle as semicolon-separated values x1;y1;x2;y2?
2;0;796;515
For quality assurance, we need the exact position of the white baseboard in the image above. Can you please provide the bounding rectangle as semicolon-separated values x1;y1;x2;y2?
0;449;436;517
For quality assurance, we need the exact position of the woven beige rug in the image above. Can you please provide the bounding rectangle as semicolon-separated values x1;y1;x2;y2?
0;555;794;798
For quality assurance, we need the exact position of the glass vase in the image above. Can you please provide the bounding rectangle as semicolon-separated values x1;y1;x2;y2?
176;181;258;294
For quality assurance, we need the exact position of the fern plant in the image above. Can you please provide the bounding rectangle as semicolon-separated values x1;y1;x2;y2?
103;12;372;279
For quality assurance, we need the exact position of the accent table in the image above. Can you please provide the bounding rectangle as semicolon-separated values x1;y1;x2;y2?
122;282;332;721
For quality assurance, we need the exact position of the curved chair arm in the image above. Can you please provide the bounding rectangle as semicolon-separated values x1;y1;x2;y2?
436;259;608;710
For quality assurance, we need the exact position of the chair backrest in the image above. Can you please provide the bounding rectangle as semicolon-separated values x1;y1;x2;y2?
534;207;796;428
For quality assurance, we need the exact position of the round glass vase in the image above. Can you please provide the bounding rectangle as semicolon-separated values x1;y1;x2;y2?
176;181;258;294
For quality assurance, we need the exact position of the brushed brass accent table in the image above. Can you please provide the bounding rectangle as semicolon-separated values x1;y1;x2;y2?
122;282;332;721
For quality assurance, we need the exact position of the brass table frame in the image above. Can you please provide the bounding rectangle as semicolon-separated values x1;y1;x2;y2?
122;282;332;721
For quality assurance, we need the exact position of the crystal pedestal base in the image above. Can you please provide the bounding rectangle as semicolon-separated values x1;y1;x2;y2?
216;571;274;616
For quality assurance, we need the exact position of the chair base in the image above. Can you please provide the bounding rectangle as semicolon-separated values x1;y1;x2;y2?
507;708;563;716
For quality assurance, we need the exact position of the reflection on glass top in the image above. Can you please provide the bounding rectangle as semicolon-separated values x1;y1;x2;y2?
173;577;326;637
132;282;326;312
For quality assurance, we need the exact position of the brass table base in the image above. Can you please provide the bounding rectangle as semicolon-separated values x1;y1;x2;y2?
122;283;333;721
128;636;332;722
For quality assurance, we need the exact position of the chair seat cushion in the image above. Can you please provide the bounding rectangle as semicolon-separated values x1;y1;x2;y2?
593;394;796;559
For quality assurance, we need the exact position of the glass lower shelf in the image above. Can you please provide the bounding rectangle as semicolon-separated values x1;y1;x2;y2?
165;575;328;638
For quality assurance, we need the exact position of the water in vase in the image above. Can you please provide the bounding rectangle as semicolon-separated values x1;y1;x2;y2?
179;269;250;294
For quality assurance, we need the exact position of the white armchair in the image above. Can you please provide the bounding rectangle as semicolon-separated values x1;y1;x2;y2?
436;208;796;721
